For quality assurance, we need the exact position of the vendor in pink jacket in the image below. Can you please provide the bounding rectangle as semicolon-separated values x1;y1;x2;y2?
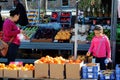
86;25;112;70
2;9;23;64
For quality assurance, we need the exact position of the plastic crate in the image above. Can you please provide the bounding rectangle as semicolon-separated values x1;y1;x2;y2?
99;70;115;80
82;63;100;73
82;72;98;79
115;64;120;74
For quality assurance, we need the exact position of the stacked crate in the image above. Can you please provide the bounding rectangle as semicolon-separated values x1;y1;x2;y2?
81;63;100;79
116;64;120;80
27;10;38;25
99;70;115;80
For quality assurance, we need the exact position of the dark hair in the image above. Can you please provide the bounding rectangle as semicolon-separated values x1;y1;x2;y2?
94;25;103;33
94;25;103;31
9;9;20;17
0;6;1;11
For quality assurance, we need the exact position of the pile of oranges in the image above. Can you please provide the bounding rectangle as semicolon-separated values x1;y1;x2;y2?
21;64;34;71
35;56;66;64
0;63;5;69
35;55;82;64
2;63;34;71
5;64;19;70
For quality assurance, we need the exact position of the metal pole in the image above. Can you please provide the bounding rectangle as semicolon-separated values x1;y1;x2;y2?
38;0;41;23
74;0;79;59
25;0;28;11
111;0;117;68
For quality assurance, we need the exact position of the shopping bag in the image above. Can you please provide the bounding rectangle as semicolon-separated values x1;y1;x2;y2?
0;40;8;57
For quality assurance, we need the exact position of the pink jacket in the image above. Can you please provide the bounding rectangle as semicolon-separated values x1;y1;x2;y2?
2;19;21;45
88;35;111;58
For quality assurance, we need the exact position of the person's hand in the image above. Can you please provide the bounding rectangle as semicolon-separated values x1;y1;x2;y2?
86;52;91;56
107;58;112;62
20;30;25;34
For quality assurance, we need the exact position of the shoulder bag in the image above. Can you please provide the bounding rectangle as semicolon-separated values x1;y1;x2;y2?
0;37;14;57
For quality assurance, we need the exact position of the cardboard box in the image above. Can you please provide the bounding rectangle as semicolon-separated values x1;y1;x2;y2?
0;69;3;77
18;70;33;78
65;62;83;79
4;69;18;78
50;64;65;79
34;63;49;78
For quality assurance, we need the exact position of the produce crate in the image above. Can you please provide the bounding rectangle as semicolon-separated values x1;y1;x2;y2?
22;26;39;39
116;64;120;74
99;70;115;80
82;72;98;79
116;75;120;80
32;27;58;42
0;69;3;77
18;70;33;78
116;64;120;80
4;69;18;78
34;63;49;78
65;61;83;79
50;64;65;79
82;63;100;73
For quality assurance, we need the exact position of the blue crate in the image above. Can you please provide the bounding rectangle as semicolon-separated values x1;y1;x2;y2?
99;70;115;80
115;64;120;74
82;63;100;73
82;72;87;79
82;72;98;79
99;74;105;80
116;75;120;80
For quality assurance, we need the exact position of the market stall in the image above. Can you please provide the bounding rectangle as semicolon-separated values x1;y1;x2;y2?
0;0;119;80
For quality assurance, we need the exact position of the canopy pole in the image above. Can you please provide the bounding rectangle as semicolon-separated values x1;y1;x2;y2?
25;0;28;11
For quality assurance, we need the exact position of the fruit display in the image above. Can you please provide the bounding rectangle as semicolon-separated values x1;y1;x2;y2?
31;22;62;41
116;23;120;41
54;29;71;42
70;24;89;43
22;26;38;39
0;63;34;71
60;12;71;23
0;63;5;69
76;18;111;42
51;12;59;20
5;64;19;70
50;12;72;28
99;70;115;80
33;27;58;40
60;12;72;28
35;55;66;64
34;55;83;79
21;64;34;71
35;55;83;64
27;10;38;25
61;12;71;17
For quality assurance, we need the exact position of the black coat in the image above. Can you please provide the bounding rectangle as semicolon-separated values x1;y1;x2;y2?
0;14;3;31
15;3;29;26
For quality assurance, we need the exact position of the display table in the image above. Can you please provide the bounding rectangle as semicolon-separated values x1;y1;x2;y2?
19;42;74;54
0;42;90;63
77;44;90;51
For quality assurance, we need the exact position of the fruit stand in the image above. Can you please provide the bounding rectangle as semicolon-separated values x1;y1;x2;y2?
0;0;119;80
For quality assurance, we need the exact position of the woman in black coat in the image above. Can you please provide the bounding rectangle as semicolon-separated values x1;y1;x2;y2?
13;0;29;26
0;6;3;31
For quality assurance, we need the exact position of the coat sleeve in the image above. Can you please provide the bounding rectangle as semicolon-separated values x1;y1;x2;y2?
3;21;20;37
88;37;94;53
105;36;111;58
